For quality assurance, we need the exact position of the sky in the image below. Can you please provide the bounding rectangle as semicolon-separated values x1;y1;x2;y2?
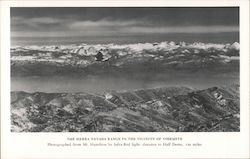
11;7;239;45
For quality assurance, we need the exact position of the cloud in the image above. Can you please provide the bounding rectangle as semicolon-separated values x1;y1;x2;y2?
11;16;239;38
12;16;62;25
69;20;140;28
126;26;239;34
11;16;66;31
28;17;62;24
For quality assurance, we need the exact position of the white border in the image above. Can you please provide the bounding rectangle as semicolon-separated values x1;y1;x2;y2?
1;0;249;159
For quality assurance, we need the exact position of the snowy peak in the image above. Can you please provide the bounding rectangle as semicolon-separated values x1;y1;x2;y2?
12;41;240;54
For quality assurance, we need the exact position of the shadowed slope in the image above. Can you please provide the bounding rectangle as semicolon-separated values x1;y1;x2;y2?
11;85;239;132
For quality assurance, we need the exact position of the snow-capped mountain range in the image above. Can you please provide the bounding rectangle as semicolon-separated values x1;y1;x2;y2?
11;41;239;77
10;41;240;132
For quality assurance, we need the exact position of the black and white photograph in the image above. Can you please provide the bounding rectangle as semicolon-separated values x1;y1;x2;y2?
10;7;240;132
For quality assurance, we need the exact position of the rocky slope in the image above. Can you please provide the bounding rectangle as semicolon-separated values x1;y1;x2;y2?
11;85;239;132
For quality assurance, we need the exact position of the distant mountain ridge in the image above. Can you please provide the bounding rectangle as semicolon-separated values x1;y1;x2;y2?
11;85;239;132
11;41;239;77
